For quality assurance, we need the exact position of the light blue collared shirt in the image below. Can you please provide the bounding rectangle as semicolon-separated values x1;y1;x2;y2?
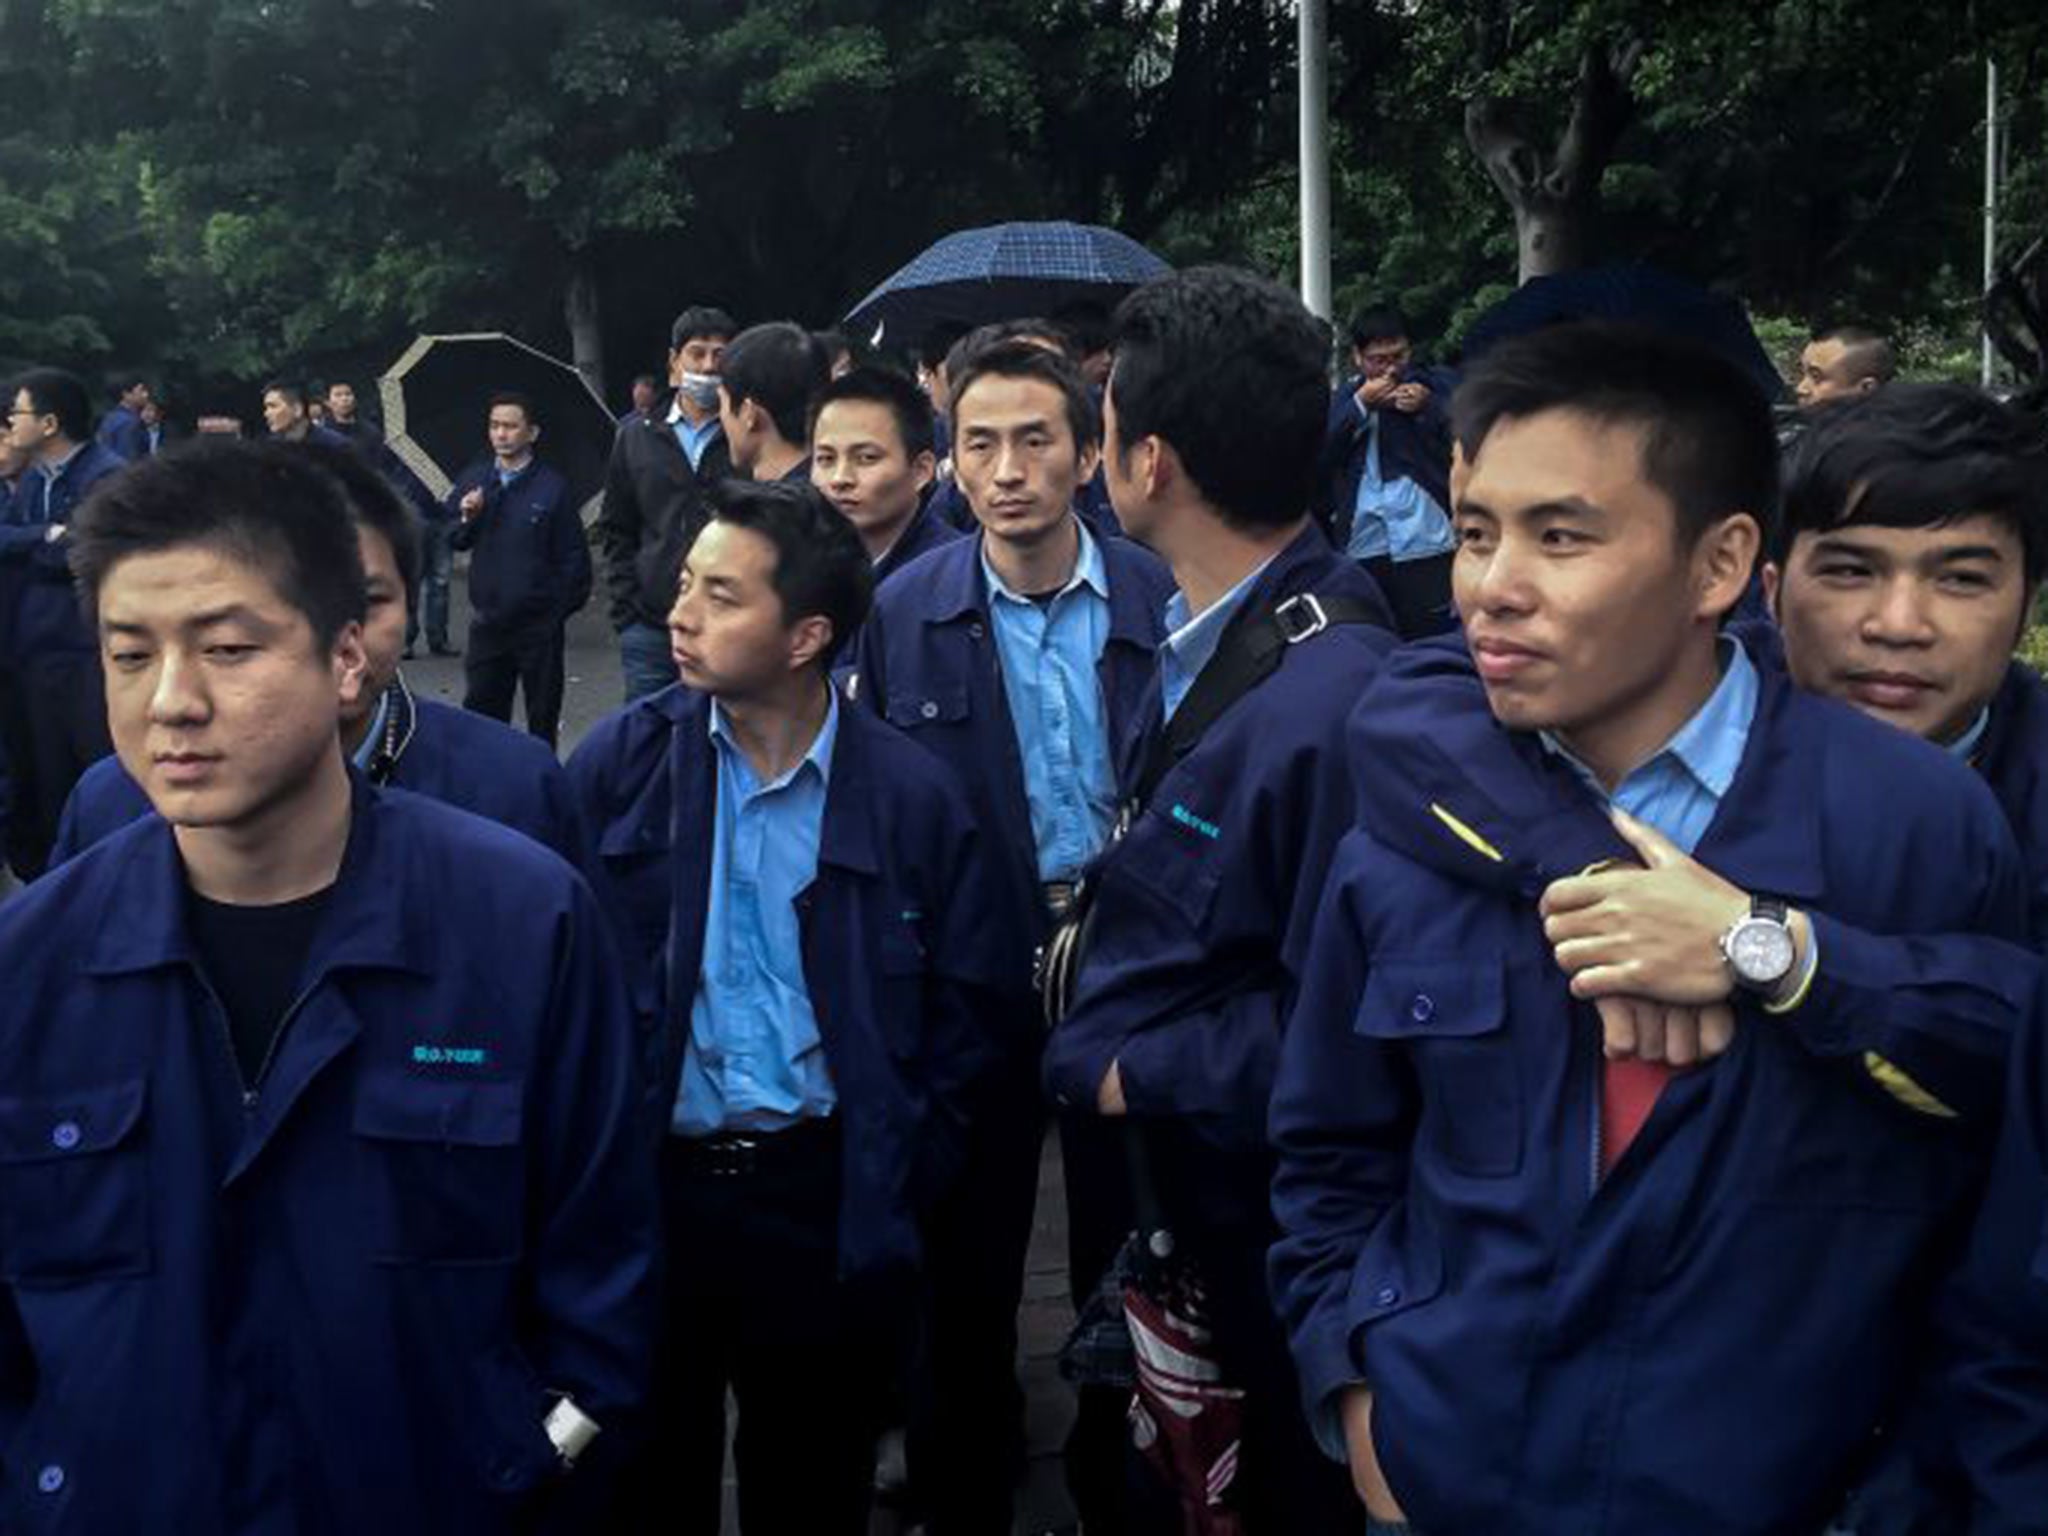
1346;403;1454;563
1158;552;1281;723
1948;706;1992;763
495;455;532;489
350;691;391;773
674;691;840;1136
983;520;1118;882
667;402;723;472
1544;637;1759;857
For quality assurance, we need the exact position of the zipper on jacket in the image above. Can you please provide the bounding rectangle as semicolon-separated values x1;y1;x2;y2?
193;968;320;1113
1586;1030;1604;1196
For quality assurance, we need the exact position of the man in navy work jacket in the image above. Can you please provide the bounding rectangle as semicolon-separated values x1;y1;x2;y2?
0;440;658;1532
567;479;1011;1535
0;367;128;876
810;363;960;588
717;320;830;485
450;391;592;749
852;337;1173;1534
1765;383;2048;943
1269;323;2029;1535
596;305;735;700
1316;303;1459;639
1043;266;1394;1533
49;441;589;874
94;375;151;461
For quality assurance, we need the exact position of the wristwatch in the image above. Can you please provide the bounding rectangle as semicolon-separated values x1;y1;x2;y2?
1720;895;1797;992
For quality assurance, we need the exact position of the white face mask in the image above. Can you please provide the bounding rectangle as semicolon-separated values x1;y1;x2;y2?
677;372;721;411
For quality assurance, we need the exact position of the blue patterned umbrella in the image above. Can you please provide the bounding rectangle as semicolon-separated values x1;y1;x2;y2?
844;221;1172;347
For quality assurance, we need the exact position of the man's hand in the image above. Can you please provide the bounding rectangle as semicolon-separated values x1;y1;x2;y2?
1391;381;1430;414
1539;810;1750;1007
1356;375;1399;409
1593;995;1738;1067
1096;1060;1126;1116
43;523;66;544
459;487;486;521
1340;1387;1408;1520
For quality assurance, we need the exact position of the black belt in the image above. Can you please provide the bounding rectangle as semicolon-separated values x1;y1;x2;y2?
667;1116;840;1178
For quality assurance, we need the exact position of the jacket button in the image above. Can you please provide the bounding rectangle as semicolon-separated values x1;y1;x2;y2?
969;622;985;640
50;1121;81;1151
490;1456;522;1488
919;700;939;720
1373;1285;1401;1308
1409;994;1435;1024
36;1464;64;1494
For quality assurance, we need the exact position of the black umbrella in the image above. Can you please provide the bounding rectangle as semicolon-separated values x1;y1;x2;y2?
378;334;617;518
843;221;1172;348
1460;263;1787;401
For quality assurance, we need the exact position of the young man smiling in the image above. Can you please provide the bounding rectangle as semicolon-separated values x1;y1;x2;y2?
0;440;656;1531
568;480;1008;1534
1271;324;2027;1534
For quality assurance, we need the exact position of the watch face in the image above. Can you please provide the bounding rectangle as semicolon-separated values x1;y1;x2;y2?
1730;918;1796;985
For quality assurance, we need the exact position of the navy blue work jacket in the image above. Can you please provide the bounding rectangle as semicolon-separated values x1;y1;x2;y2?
1976;661;2048;947
1270;647;2029;1536
851;528;1174;985
872;502;965;590
0;778;659;1533
1930;969;2048;1531
1042;525;1394;1179
566;684;1015;1278
1314;367;1456;549
447;458;593;629
94;405;147;462
47;682;592;875
0;443;128;662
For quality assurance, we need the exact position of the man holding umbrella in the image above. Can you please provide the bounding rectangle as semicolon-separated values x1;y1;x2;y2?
597;306;735;701
449;392;591;750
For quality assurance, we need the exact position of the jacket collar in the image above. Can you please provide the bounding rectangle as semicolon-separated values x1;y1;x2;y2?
83;770;438;979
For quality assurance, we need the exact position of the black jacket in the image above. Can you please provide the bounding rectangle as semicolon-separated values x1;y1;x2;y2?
595;410;731;630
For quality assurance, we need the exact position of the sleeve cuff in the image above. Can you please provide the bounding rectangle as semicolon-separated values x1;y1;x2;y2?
1762;919;1821;1015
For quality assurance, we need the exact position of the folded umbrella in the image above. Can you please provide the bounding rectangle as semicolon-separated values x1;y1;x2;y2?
844;220;1171;348
378;333;618;520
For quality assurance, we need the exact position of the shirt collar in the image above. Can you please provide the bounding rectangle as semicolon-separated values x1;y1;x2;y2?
1947;705;1992;763
350;689;391;773
707;686;840;792
39;442;85;482
1161;550;1282;677
979;515;1108;607
1543;635;1759;800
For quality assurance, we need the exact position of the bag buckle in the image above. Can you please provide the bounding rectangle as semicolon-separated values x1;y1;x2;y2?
1273;593;1328;644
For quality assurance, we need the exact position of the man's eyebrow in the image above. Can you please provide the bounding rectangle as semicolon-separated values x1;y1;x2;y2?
102;603;273;635
1456;495;1604;520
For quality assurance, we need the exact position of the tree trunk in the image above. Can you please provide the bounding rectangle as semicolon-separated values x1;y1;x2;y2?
1464;39;1642;284
564;259;605;400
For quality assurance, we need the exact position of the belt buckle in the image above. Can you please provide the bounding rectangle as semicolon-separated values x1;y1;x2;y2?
712;1135;758;1176
1273;593;1328;644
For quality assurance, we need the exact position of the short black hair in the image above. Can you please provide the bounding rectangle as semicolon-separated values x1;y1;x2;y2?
1776;383;2048;585
1813;325;1897;386
261;380;308;412
720;322;831;446
69;439;368;648
813;329;853;362
1109;266;1331;529
323;379;358;398
9;367;93;443
944;319;1074;384
631;372;661;391
670;306;738;352
808;366;936;460
1452;320;1780;550
916;321;972;374
1347;305;1410;349
705;478;872;662
947;338;1100;455
488;390;538;425
112;373;150;397
296;440;422;597
1049;297;1113;358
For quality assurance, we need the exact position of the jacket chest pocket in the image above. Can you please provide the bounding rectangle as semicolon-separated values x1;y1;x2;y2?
353;1075;526;1265
886;678;971;734
1356;960;1521;1178
0;1079;151;1285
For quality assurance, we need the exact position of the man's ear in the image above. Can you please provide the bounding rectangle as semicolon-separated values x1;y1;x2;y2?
910;450;937;495
1760;560;1783;623
332;621;370;713
1695;512;1762;622
787;613;835;672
